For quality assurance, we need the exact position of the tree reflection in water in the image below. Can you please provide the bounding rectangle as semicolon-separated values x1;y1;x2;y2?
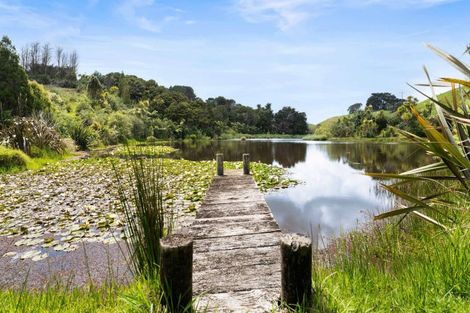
170;140;433;245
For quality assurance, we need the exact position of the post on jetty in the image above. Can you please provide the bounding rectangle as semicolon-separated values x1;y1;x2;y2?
280;233;313;307
182;153;313;311
160;234;193;312
216;153;224;176
243;153;250;175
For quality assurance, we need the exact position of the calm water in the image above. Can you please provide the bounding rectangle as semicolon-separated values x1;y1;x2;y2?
171;139;431;244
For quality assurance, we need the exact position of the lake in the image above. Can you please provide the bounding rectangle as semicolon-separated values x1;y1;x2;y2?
171;139;431;245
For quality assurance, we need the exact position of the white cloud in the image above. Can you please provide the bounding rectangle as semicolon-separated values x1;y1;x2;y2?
235;0;459;31
116;0;160;32
236;0;326;31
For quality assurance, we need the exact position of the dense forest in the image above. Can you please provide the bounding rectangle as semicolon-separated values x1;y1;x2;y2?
0;36;309;153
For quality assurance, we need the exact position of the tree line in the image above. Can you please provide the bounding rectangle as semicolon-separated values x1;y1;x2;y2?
20;42;78;87
1;36;309;150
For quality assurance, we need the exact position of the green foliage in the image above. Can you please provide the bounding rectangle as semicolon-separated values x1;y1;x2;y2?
87;75;103;100
0;115;65;155
146;135;157;144
113;149;170;279
273;106;309;135
366;45;470;228
0;146;31;171
70;123;94;150
312;92;439;140
347;102;362;114
0;277;165;313
28;80;52;112
169;85;196;101
366;92;404;112
312;213;470;312
108;112;133;143
0;36;33;121
357;119;379;138
330;116;355;137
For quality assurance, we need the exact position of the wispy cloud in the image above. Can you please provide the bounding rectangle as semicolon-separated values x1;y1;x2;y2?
235;0;459;31
236;0;325;31
117;0;160;32
0;0;82;41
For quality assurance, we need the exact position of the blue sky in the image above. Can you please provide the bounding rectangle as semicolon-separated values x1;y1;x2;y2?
0;0;469;123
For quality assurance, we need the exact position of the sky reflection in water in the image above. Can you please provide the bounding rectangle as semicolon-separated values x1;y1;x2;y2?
172;139;431;244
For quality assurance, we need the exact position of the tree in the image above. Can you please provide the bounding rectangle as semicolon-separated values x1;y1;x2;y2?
118;75;131;104
357;119;378;138
56;46;63;68
366;92;404;112
331;117;355;137
87;75;103;100
347;103;362;114
169;85;196;101
273;106;308;135
0;36;32;121
255;103;274;133
41;43;51;74
69;50;79;75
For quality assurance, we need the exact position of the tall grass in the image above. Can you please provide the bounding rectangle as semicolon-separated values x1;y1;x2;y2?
310;210;469;312
0;277;165;313
308;45;470;312
113;147;172;279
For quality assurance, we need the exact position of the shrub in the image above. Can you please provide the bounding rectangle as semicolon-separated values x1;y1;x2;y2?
70;123;95;150
0;115;65;155
0;146;31;170
146;136;157;144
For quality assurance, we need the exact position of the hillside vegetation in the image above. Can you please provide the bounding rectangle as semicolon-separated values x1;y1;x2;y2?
307;91;452;140
1;36;310;165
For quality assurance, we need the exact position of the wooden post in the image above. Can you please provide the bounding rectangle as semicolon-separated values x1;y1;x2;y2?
160;234;193;312
243;153;250;175
216;153;224;176
281;233;312;306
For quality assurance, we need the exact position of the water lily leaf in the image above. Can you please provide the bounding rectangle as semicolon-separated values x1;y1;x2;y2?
32;253;48;262
20;250;41;259
2;252;17;258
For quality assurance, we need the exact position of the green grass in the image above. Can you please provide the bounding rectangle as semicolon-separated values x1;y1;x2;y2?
0;146;33;172
310;205;470;312
219;132;306;140
0;277;168;313
0;146;69;174
416;89;453;113
309;116;343;139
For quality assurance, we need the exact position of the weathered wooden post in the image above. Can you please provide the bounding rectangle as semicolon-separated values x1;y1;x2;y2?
160;234;193;312
281;233;312;306
216;153;224;176
243;153;250;175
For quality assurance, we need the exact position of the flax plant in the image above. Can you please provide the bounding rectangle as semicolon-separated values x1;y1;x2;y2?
368;45;470;229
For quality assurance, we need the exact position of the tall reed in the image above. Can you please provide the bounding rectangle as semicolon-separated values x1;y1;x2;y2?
113;147;172;279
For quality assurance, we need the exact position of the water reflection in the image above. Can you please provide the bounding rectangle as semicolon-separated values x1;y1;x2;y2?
172;140;432;244
172;139;306;168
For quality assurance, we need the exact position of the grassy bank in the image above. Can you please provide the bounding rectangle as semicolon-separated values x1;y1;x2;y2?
219;132;306;140
302;135;410;143
0;146;70;174
311;209;469;312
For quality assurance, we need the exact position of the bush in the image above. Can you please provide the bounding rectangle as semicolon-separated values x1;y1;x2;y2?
0;146;31;170
70;123;95;150
0;115;65;155
146;136;157;144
